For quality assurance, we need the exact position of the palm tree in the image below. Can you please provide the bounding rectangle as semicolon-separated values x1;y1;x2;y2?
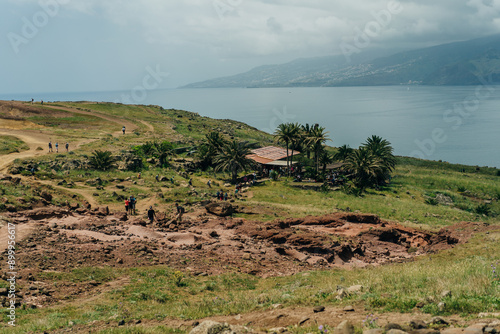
362;135;396;184
300;123;314;159
345;147;382;192
287;123;302;176
198;131;227;168
319;149;334;175
274;123;299;174
214;140;256;183
333;144;354;162
154;141;174;167
306;124;330;173
89;150;114;171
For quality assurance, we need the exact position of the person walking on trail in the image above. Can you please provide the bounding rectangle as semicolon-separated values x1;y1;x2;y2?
55;142;59;153
155;174;159;182
207;179;212;188
65;142;69;152
48;141;53;152
125;199;130;214
174;203;185;222
129;195;136;215
147;206;156;224
122;126;126;134
188;178;192;186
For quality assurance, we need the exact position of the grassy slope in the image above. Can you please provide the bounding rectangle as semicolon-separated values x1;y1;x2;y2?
0;101;499;333
0;135;29;154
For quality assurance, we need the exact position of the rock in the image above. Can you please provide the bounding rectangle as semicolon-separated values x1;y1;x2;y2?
336;288;348;300
464;324;486;334
386;330;407;334
347;285;363;293
363;330;384;334
441;329;464;334
436;193;453;205
385;324;403;331
440;290;452;298
313;306;325;313
118;320;125;326
268;328;287;334
410;320;427;329
410;330;439;334
484;327;497;334
428;317;448;326
189;320;251;334
40;192;53;202
343;306;355;312
298;317;310;325
437;302;446;312
205;202;234;217
96;206;110;216
116;258;123;264
335;320;355;334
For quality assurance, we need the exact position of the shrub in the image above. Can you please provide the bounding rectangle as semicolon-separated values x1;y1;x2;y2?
475;204;491;216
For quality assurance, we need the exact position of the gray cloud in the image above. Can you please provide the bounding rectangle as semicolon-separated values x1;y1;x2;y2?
1;0;500;93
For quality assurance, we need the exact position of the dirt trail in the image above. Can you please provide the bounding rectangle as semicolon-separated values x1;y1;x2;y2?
0;129;50;172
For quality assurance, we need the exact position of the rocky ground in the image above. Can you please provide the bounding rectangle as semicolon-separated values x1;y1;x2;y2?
0;201;493;310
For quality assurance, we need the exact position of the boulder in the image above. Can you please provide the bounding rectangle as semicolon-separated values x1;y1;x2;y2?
190;320;253;334
205;202;234;217
335;320;354;334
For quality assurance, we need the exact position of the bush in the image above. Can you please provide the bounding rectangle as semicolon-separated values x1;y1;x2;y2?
425;198;439;206
475;204;491;216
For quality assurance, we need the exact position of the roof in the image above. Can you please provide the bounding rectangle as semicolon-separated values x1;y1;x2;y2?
249;146;300;161
246;154;274;165
325;162;346;170
265;160;298;166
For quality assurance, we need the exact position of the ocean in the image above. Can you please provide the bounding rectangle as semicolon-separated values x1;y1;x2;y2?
2;86;499;168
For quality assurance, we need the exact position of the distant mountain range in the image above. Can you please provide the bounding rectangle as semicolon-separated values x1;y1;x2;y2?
182;35;500;88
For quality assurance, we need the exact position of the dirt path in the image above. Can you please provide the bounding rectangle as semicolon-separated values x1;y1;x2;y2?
0;129;50;172
0;218;37;254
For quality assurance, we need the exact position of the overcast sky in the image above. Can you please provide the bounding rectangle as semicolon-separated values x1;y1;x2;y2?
1;0;500;94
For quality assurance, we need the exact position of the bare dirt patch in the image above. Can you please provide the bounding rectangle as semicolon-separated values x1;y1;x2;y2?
1;204;492;310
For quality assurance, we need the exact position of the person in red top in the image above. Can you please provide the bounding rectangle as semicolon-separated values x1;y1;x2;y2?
125;199;130;213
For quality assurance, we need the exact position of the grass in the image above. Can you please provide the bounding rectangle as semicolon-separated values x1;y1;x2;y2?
0;135;29;154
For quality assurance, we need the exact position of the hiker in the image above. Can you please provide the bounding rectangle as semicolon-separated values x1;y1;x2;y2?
125;199;130;214
129;195;136;215
41;100;43;105
224;192;228;201
207;179;212;188
122;126;126;134
175;203;185;222
31;98;34;104
55;142;59;153
155;174;159;182
219;190;224;201
170;177;174;184
147;206;156;224
216;190;220;199
48;141;53;152
138;172;141;179
65;142;69;152
188;178;192;186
